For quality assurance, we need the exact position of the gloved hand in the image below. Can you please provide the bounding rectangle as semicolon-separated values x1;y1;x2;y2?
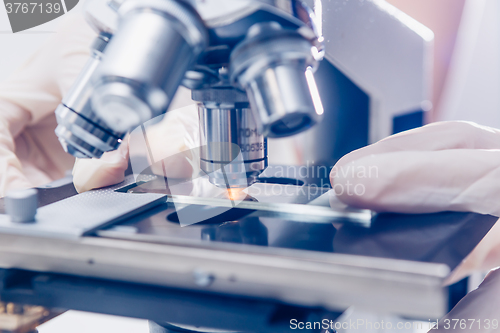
332;121;500;216
431;268;500;333
0;10;96;197
72;99;200;193
331;120;500;282
331;121;500;331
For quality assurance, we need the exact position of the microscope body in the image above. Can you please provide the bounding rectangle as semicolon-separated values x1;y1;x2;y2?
55;0;433;186
56;0;324;188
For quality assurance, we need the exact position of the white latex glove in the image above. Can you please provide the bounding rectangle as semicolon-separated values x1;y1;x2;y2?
331;120;500;283
72;96;200;193
0;10;96;197
332;121;500;216
431;268;500;333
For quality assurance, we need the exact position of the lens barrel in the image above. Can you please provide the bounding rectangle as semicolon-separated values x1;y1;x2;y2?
91;0;208;133
230;23;323;138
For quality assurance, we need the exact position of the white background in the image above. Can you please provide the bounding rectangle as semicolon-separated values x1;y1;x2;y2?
0;1;70;80
437;0;500;127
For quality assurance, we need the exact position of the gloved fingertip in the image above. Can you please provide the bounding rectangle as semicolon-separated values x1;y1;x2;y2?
72;145;130;193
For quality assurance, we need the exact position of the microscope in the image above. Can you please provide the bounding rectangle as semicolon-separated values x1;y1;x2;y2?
55;0;325;189
3;2;485;332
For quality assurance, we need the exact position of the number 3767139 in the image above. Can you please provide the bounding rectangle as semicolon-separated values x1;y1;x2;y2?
5;2;62;14
442;319;498;330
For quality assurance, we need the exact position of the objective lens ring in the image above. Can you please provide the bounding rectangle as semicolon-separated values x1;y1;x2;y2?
56;104;125;150
56;126;104;159
55;105;125;158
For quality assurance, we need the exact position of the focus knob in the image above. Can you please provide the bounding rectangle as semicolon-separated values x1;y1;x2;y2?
5;189;38;223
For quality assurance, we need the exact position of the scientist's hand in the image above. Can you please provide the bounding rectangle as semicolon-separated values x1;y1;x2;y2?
430;268;500;332
0;11;95;197
332;121;500;216
72;102;199;193
331;121;500;282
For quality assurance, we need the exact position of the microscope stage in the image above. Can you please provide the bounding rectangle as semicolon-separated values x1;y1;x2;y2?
0;172;496;319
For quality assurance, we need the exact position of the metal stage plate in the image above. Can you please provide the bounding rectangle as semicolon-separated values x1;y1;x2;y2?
0;169;497;321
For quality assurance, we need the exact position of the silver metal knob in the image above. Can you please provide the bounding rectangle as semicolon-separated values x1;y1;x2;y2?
5;189;38;223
